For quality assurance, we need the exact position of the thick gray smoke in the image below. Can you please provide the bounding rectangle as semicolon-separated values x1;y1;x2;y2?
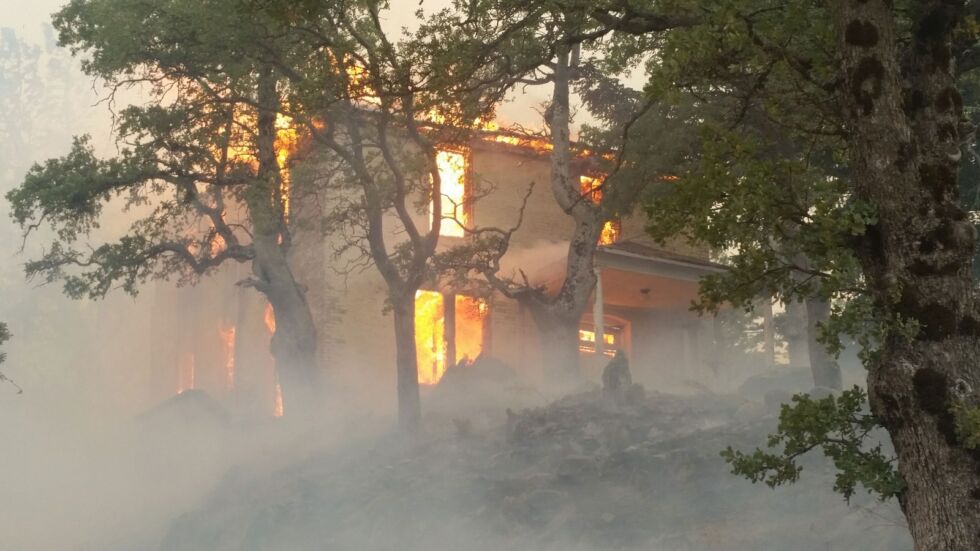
0;6;911;551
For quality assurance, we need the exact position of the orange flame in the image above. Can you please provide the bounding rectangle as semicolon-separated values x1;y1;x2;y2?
415;291;487;385
432;150;467;237
264;303;276;334
581;175;620;245
454;295;487;365
599;220;621;245
415;290;446;385
275;114;297;222
223;111;296;223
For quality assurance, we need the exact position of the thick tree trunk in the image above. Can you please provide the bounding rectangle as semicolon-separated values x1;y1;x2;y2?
831;1;980;548
251;70;320;419
391;293;421;432
253;233;319;416
516;45;603;380
531;308;583;380
783;299;809;369
804;298;842;391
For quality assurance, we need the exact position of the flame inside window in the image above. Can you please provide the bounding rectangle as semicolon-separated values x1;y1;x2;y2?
579;323;620;358
415;291;487;385
432;150;467;237
455;295;487;365
415;291;446;385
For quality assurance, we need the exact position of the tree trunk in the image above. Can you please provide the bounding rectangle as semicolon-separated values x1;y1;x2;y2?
515;45;602;380
254;233;319;416
831;1;980;547
804;298;842;391
533;310;583;381
251;69;320;419
783;299;809;369
391;292;422;432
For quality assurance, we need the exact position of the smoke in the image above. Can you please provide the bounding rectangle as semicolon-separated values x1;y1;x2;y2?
0;6;908;551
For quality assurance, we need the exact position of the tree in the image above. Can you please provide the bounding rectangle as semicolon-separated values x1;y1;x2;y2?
7;0;320;416
546;0;980;548
431;3;689;379
206;0;518;431
0;321;18;394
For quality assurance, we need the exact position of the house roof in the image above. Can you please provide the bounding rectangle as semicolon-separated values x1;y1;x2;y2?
596;241;727;282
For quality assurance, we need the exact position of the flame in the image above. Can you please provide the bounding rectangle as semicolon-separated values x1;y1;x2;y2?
415;290;446;385
415;291;487;385
219;324;236;389
264;303;276;334
275;113;297;222
599;220;621;245
222;111;296;223
580;174;604;203
262;303;284;417
454;295;487;365
177;352;195;394
432;150;467;237
345;62;380;105
580;175;620;245
579;328;616;357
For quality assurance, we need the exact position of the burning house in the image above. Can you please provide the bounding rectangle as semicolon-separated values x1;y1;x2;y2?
148;128;726;416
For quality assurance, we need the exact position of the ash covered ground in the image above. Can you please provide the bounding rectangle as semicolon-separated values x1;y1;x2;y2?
157;360;912;551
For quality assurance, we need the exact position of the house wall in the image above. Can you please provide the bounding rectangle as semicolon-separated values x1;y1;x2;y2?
286;141;718;407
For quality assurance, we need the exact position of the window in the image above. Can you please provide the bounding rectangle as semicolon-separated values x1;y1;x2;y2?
579;318;625;358
415;290;488;384
580;174;620;245
432;149;468;237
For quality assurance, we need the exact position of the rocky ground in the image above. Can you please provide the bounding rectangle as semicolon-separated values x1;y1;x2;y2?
158;365;912;551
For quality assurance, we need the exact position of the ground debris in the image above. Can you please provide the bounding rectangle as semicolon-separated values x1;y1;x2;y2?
161;388;911;551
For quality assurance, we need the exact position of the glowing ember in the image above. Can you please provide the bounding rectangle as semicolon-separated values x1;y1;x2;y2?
264;303;276;334
176;352;195;394
432;150;467;237
219;324;236;389
415;290;446;385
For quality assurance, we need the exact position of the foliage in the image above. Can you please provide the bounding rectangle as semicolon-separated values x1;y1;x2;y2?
0;321;9;366
953;402;980;450
722;387;904;501
0;321;19;393
5;0;303;299
547;0;979;503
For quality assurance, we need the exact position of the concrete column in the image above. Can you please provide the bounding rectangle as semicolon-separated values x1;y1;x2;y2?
593;266;605;357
